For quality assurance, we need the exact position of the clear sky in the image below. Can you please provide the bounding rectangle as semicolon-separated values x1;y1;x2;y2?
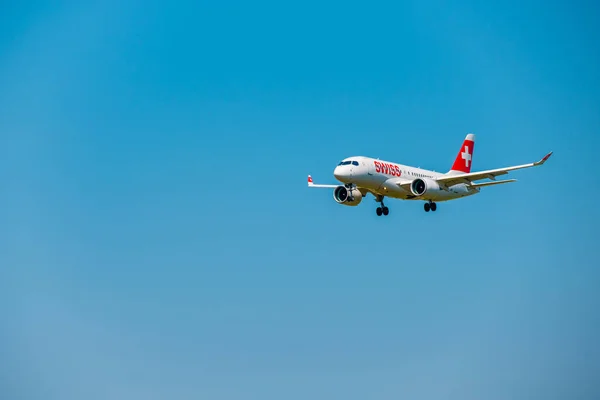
1;1;599;399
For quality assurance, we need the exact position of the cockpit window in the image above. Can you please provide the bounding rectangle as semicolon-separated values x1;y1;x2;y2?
338;160;358;166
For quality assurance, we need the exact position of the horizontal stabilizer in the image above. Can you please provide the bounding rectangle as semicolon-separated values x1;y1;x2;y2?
470;179;517;188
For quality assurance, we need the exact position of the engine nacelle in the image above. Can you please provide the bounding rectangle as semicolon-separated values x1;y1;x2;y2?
333;186;363;206
410;178;443;197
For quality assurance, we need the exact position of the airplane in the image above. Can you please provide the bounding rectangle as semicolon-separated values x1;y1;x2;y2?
308;133;553;215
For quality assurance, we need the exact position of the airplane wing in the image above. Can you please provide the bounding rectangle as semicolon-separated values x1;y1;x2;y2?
307;175;338;188
435;151;552;188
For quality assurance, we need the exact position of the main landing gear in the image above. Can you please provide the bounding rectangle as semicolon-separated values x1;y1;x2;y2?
375;196;389;216
424;201;437;212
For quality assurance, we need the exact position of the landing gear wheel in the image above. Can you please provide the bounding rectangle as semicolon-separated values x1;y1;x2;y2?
424;203;430;212
375;195;389;217
430;202;437;212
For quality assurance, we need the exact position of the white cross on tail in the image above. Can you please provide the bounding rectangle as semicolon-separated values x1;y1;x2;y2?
461;146;471;168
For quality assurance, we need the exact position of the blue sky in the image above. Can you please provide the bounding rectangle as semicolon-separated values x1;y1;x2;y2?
1;1;599;399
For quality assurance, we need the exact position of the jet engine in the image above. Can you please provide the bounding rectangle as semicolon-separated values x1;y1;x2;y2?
410;178;442;197
333;186;363;206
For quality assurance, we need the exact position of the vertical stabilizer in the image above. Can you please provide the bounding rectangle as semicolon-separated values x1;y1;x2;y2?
449;133;475;174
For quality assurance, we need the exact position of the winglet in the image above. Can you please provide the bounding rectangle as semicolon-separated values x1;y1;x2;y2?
308;175;314;186
534;151;553;166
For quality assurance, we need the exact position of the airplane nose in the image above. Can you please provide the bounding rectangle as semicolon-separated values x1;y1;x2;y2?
334;166;342;180
334;166;348;181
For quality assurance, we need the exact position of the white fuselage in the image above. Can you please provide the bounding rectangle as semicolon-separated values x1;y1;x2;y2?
333;156;479;202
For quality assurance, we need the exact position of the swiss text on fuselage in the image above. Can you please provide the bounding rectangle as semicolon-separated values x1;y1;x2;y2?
374;161;401;177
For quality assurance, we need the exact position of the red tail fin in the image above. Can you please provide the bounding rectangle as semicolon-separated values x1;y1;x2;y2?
450;133;475;173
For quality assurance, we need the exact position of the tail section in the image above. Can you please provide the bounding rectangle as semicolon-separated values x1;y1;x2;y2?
449;133;475;174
